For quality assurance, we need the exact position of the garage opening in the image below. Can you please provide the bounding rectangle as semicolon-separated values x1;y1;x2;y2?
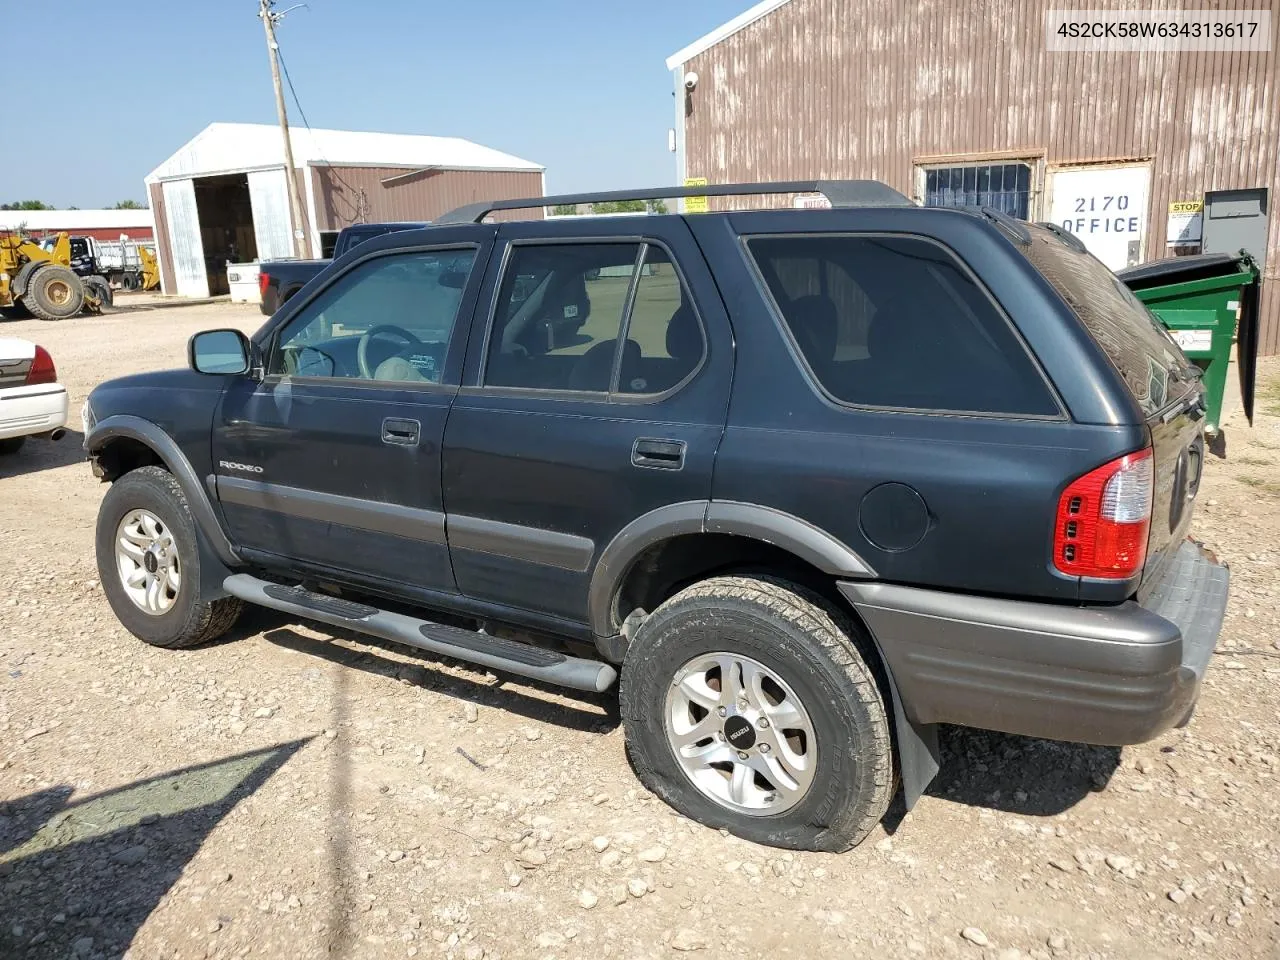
193;173;258;296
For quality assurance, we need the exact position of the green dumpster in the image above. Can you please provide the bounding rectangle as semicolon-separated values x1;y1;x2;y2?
1118;252;1261;442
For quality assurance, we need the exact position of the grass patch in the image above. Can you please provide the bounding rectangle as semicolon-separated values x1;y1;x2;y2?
1237;475;1280;496
1260;369;1280;418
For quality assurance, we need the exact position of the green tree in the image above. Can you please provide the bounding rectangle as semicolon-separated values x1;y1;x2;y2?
646;199;669;214
550;203;579;216
113;199;147;209
1;200;53;210
591;199;646;214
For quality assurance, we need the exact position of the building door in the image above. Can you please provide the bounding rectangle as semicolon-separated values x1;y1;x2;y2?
247;168;295;262
1203;189;1269;272
1047;163;1152;270
161;178;209;298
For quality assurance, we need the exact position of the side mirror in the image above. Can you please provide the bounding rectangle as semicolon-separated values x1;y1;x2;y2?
189;329;253;376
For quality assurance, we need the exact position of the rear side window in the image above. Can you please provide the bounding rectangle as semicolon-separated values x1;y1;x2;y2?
1021;225;1186;416
486;243;640;391
747;235;1059;416
484;242;703;395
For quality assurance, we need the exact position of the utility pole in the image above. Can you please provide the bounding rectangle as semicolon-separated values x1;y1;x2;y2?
259;0;309;258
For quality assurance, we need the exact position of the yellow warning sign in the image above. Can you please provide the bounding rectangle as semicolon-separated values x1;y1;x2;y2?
684;177;708;214
1167;200;1204;244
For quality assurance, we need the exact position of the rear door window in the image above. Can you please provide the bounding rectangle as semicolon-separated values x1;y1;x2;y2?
485;243;639;392
484;242;704;395
746;234;1059;416
1020;225;1188;416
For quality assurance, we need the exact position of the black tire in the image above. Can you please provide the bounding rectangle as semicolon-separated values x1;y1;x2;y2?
22;264;85;321
96;466;244;649
619;575;894;852
86;277;113;309
0;437;26;455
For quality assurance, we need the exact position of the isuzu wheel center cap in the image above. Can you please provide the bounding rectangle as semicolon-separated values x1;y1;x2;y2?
723;715;756;750
144;551;159;574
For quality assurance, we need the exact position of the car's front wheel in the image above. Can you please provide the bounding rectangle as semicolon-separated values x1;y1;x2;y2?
96;466;243;648
620;575;895;851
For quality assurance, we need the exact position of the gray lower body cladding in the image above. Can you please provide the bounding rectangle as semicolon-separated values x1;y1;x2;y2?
839;540;1228;746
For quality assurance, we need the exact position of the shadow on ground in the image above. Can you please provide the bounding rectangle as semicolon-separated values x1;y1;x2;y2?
880;725;1121;831
263;624;617;734
0;428;86;477
0;739;308;959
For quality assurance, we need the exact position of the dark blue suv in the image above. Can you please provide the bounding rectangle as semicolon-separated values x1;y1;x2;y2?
83;181;1228;851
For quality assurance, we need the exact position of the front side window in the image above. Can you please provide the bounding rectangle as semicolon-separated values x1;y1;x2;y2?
748;234;1059;416
271;248;475;383
484;241;703;395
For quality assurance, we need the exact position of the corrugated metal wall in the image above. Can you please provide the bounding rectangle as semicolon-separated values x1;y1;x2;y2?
309;167;544;229
680;0;1280;353
160;179;208;298
147;182;177;295
247;169;295;261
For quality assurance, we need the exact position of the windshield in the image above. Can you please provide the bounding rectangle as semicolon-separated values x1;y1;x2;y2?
1020;224;1190;417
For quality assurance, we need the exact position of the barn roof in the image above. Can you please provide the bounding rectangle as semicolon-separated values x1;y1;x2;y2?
0;209;156;232
665;0;796;70
146;122;544;183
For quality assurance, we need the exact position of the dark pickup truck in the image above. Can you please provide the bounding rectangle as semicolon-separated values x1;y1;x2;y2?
83;180;1229;852
258;221;427;315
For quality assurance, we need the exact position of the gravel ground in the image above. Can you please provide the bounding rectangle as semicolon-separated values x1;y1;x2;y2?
1;298;1278;960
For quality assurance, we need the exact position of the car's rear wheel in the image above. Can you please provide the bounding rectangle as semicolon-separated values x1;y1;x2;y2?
96;466;243;648
620;575;894;851
0;437;26;456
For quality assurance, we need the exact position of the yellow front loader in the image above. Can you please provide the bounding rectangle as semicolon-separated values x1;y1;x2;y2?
0;231;103;320
138;245;161;291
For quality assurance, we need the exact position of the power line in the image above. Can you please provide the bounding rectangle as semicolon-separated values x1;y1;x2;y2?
275;45;368;224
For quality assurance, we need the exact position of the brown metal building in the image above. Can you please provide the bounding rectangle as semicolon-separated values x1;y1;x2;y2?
667;0;1280;353
145;123;543;298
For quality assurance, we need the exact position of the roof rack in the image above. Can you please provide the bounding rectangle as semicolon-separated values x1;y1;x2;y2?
1034;220;1087;252
976;206;1031;245
433;179;913;225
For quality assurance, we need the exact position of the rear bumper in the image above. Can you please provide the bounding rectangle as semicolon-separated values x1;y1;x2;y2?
838;539;1228;746
0;385;69;441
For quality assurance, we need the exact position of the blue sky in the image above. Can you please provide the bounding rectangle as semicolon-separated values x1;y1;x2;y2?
3;0;749;209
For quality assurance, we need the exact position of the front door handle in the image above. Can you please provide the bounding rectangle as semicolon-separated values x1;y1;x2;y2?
632;437;686;470
381;417;420;446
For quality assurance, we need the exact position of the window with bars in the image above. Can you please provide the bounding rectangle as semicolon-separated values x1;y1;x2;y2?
922;162;1033;219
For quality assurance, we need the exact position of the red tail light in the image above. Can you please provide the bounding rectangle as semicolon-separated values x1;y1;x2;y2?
1054;448;1153;579
259;270;271;297
26;345;57;386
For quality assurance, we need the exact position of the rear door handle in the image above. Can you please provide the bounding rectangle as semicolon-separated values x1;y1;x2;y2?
632;437;686;470
381;417;420;446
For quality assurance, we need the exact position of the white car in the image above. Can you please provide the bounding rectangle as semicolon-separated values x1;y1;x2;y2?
0;336;69;454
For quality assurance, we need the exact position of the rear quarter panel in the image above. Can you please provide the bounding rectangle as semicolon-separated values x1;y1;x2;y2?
688;209;1150;602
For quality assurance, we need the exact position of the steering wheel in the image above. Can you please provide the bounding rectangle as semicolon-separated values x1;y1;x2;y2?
357;324;425;379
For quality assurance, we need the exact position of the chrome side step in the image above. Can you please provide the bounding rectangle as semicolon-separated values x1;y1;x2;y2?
223;574;617;693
